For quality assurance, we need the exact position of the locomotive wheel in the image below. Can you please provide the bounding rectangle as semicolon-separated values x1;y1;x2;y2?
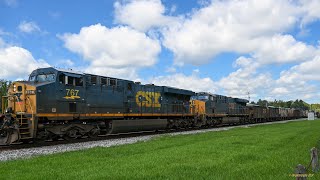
88;128;100;138
64;128;80;140
0;128;19;145
0;129;10;145
167;119;174;129
37;130;54;141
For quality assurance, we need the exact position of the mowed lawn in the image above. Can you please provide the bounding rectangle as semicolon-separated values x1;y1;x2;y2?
1;120;320;180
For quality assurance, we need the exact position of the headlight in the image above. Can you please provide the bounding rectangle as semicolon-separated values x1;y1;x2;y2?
26;90;36;95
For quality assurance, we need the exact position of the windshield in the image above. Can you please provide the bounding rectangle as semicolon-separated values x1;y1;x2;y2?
29;75;36;81
29;73;56;82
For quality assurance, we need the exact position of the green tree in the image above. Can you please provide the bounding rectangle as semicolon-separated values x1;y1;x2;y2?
254;98;310;110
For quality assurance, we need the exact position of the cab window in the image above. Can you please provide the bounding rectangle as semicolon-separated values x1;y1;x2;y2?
36;73;56;82
59;73;83;86
109;78;117;86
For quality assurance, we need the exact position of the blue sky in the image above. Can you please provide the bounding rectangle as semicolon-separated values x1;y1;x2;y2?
1;0;320;103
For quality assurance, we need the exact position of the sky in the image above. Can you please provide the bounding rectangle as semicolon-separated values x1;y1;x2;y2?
1;0;320;103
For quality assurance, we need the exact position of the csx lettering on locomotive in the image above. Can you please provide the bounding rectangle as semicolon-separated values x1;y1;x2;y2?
135;91;161;107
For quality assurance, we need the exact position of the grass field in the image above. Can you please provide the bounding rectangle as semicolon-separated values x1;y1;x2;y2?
1;120;320;180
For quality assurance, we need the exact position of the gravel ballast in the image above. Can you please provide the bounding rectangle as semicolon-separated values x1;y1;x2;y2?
0;119;306;162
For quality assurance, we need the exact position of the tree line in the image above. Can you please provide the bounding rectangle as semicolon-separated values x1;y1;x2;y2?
251;99;310;110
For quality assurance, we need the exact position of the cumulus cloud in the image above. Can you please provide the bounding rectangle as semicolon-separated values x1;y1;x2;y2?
114;0;319;65
299;0;320;27
0;46;50;80
220;55;319;102
278;56;320;82
252;34;317;64
114;0;177;32
150;72;216;93
54;59;75;68
218;57;272;99
112;0;320;68
85;66;139;80
18;21;41;33
160;0;305;65
60;24;161;79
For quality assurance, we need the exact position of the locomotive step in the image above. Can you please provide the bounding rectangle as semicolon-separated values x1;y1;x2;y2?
20;132;31;135
20;137;33;140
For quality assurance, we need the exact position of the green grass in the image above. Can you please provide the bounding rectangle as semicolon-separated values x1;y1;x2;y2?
1;120;320;180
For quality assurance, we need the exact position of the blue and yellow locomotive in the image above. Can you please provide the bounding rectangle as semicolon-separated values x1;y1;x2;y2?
1;67;197;144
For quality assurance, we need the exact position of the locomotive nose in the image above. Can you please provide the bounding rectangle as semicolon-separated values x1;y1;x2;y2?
0;82;36;145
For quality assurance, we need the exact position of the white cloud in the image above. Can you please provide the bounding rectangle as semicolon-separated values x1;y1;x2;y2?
165;66;176;73
233;56;253;68
278;56;320;82
270;87;289;95
114;0;177;32
299;0;320;27
150;73;216;93
85;66;139;80
60;23;161;79
113;0;320;67
4;0;18;7
18;21;41;33
219;55;320;102
161;0;303;65
252;34;317;64
218;57;272;99
0;46;50;80
0;37;4;48
55;59;75;68
48;11;61;19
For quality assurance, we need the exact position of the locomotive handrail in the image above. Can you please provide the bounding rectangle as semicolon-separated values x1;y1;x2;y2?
1;96;8;114
27;97;34;120
14;95;24;123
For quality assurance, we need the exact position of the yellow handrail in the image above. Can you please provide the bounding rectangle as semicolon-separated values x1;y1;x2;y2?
27;97;34;120
14;95;23;123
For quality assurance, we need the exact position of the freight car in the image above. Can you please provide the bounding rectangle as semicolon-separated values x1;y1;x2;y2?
247;104;307;122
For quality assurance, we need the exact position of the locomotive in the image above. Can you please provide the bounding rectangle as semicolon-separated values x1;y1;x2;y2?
0;67;306;145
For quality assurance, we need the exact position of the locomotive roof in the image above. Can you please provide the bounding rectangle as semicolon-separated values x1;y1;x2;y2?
31;67;127;81
29;67;195;95
195;92;249;103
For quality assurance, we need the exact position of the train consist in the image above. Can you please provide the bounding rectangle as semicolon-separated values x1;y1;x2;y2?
0;67;307;145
